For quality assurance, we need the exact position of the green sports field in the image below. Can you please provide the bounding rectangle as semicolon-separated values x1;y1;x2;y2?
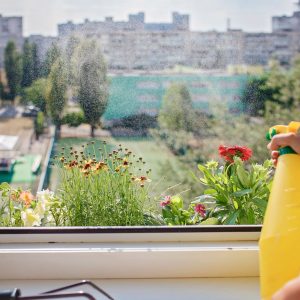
0;155;39;189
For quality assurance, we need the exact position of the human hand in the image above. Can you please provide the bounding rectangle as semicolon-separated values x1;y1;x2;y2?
267;133;300;166
272;276;300;300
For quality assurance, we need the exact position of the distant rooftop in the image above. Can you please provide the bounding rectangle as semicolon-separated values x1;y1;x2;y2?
58;12;189;36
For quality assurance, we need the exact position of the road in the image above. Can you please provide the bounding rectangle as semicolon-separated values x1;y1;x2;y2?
0;105;23;118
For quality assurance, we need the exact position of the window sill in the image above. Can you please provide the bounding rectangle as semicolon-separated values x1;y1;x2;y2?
0;226;260;280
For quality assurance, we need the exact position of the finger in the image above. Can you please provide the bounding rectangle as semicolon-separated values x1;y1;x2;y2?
271;151;279;159
272;276;300;300
268;133;295;151
272;158;278;167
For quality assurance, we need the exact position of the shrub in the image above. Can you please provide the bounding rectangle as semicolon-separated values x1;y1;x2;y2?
62;111;86;127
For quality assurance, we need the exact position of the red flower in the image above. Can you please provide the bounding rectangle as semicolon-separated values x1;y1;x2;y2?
194;203;206;217
160;195;171;207
218;145;252;163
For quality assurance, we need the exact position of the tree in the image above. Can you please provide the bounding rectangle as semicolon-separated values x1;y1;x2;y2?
65;35;81;85
158;83;194;132
77;39;109;137
42;43;61;78
241;75;275;116
4;41;22;100
46;57;67;133
34;111;44;140
24;78;48;113
21;39;34;88
264;58;300;124
32;42;41;81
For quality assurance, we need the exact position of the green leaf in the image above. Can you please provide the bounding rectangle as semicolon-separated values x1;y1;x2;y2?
204;189;217;195
247;207;256;224
171;196;183;209
201;217;219;225
233;200;239;209
224;210;240;225
192;194;215;204
236;165;250;187
251;198;268;213
162;207;173;219
198;164;216;184
231;189;252;197
0;182;11;191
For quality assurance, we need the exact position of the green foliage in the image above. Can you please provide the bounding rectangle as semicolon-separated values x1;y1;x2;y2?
196;158;273;224
21;39;35;88
62;111;86;127
160;195;212;225
53;141;154;226
241;75;275;116
0;184;62;227
4;41;22;100
35;111;44;137
151;128;193;156
31;43;40;80
158;83;195;132
204;104;270;163
117;113;157;131
264;57;300;124
65;35;81;85
24;78;48;113
41;43;61;78
77;39;109;136
46;57;67;127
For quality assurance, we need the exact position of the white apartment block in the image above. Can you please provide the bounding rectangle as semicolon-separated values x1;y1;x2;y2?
2;7;300;71
56;10;300;71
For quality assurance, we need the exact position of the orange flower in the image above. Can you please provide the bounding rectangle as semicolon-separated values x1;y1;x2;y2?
65;160;78;169
135;176;151;186
93;161;108;172
19;191;34;207
83;159;93;170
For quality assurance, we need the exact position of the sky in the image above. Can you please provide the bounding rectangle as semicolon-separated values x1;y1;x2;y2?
0;0;297;36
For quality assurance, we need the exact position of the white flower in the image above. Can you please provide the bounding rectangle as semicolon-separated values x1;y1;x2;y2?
35;189;55;215
37;189;54;204
44;214;56;226
21;208;41;227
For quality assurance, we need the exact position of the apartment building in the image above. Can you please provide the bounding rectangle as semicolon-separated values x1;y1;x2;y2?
0;14;23;67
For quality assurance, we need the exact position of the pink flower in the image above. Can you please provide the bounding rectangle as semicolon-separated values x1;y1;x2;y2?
160;195;171;207
194;203;206;217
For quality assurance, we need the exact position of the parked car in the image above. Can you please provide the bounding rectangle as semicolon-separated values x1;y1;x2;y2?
22;105;40;117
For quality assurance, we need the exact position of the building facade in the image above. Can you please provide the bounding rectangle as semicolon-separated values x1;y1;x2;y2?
2;6;300;71
0;14;23;67
56;9;300;71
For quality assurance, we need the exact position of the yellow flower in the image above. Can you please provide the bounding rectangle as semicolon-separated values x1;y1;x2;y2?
21;208;41;227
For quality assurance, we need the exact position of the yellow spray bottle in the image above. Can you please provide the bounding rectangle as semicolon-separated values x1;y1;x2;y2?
260;121;300;299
